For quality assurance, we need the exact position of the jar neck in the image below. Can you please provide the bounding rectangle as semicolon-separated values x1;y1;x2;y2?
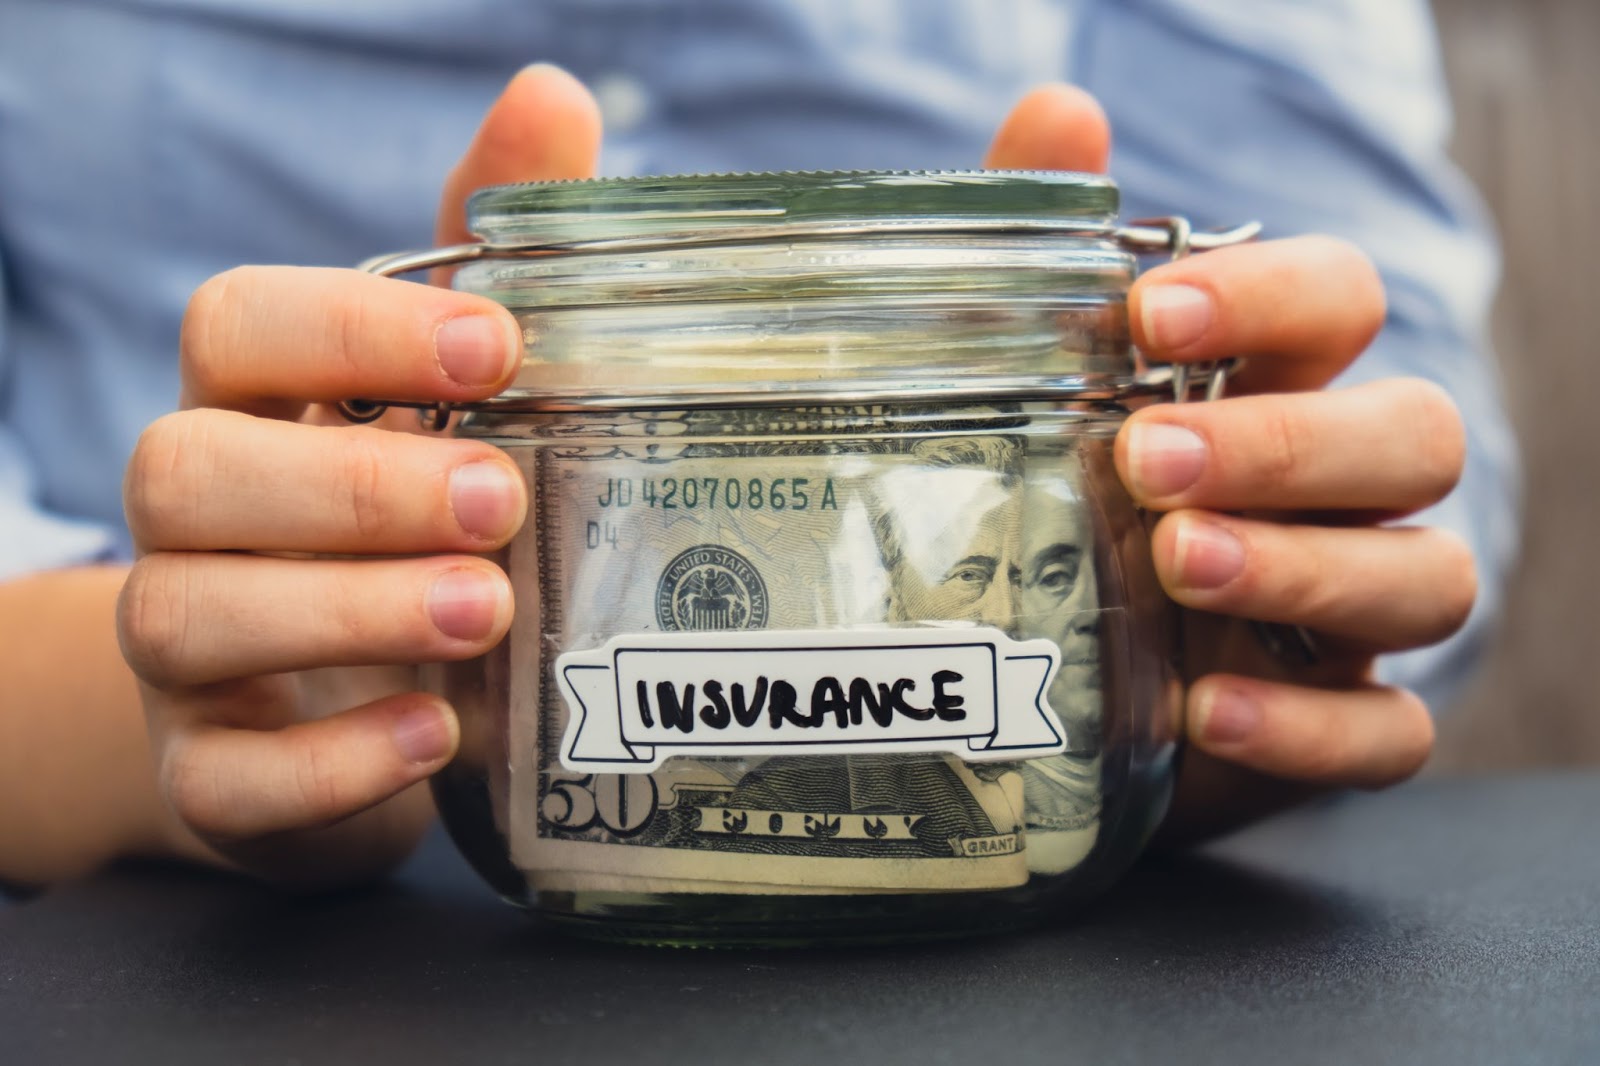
454;234;1133;309
450;235;1137;408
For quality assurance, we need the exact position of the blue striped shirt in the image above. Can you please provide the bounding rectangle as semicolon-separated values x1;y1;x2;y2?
0;0;1517;708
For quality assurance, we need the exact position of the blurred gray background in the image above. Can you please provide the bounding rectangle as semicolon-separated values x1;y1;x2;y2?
1431;0;1599;770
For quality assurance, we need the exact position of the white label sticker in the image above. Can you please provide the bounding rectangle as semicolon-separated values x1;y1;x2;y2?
555;627;1064;773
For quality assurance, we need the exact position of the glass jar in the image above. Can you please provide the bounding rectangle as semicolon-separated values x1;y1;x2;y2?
349;171;1252;946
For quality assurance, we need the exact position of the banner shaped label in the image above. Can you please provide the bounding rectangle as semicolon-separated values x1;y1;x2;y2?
556;627;1064;773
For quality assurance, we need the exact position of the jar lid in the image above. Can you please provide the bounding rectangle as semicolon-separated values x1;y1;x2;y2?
465;169;1121;248
340;173;1259;422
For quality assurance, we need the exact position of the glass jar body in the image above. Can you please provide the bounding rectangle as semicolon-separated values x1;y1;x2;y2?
428;400;1180;946
415;171;1187;945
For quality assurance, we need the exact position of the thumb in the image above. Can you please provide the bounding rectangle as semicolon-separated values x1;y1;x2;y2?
983;84;1111;173
436;64;604;246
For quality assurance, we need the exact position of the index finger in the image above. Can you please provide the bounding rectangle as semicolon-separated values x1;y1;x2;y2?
179;266;521;415
1131;235;1387;394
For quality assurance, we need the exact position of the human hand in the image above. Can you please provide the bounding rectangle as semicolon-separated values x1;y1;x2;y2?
985;87;1474;839
117;66;603;887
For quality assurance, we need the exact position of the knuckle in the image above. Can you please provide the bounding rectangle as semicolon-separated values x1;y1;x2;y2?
328;281;378;381
336;433;393;541
288;735;351;827
1268;531;1334;622
1255;404;1312;490
117;556;194;687
1208;520;1335;629
323;562;385;649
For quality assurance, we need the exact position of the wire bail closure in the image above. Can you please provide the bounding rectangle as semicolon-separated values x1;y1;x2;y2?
334;217;1260;428
1129;216;1241;406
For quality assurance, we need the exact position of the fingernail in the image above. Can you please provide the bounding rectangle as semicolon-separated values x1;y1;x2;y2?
450;461;522;541
392;701;455;765
1128;422;1207;498
1140;284;1214;351
426;569;507;642
1173;517;1246;589
435;315;520;388
1197;685;1262;745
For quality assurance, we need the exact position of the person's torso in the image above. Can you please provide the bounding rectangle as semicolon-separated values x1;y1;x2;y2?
0;0;1082;549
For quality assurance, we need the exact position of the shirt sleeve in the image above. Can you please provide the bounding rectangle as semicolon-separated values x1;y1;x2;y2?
0;252;118;582
1074;0;1521;711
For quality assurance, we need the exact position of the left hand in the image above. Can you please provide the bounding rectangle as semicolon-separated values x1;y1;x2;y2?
986;86;1475;840
116;66;601;887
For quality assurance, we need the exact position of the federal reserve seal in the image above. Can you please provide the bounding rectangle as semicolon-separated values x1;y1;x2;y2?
656;545;769;631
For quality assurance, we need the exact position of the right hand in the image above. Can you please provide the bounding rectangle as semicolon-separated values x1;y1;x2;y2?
117;66;603;888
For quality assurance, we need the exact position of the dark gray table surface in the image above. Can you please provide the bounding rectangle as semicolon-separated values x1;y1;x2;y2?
2;773;1597;1066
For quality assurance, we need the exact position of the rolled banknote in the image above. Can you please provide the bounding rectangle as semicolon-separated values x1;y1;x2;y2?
491;405;1107;894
